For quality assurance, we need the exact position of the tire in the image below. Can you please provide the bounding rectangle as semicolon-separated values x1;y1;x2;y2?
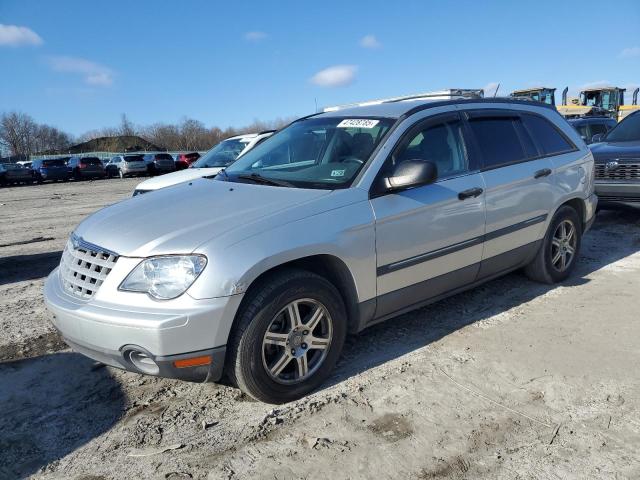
119;169;124;179
227;269;347;404
524;205;582;284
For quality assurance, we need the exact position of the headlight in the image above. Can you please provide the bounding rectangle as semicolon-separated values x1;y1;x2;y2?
119;255;207;300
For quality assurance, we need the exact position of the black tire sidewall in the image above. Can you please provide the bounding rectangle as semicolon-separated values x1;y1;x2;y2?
542;206;582;283
233;272;346;403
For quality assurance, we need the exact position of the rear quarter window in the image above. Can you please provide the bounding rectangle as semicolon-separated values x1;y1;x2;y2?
522;114;575;155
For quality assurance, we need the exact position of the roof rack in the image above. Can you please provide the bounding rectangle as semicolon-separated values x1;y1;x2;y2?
322;88;485;113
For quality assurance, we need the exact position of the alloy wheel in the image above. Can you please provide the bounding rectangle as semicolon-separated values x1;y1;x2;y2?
261;298;333;385
551;219;577;272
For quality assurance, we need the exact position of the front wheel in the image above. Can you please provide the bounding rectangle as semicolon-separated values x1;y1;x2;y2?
119;169;124;179
227;269;347;404
524;205;582;284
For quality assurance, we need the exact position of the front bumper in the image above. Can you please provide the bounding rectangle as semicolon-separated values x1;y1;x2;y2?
44;267;243;382
595;182;640;203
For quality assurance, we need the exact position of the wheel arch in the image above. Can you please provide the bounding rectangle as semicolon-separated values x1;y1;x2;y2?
553;196;587;231
233;254;367;336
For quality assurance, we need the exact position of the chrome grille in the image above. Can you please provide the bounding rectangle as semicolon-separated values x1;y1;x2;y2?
60;236;118;299
595;161;640;181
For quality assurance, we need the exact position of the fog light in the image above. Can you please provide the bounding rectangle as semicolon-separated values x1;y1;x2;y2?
125;349;160;375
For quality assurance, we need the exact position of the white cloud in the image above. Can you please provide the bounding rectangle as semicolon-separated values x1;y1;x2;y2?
310;65;357;88
46;56;114;86
0;24;43;46
580;80;611;89
483;82;500;97
244;31;268;42
359;34;381;49
619;46;640;58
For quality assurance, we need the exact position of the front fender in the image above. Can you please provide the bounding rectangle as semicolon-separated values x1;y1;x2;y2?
187;199;377;303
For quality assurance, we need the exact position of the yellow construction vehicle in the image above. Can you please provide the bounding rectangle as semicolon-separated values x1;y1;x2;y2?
557;86;639;121
510;87;556;105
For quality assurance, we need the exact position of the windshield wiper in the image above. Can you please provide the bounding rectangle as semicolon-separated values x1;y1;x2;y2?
236;173;294;187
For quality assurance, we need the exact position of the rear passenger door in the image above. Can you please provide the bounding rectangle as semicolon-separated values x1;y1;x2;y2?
463;109;556;278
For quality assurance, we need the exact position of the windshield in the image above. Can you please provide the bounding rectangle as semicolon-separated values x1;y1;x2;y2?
223;117;393;188
192;139;249;168
605;113;640;142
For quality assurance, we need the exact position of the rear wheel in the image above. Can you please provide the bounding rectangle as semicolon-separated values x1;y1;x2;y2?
525;205;582;284
227;269;347;404
119;169;124;179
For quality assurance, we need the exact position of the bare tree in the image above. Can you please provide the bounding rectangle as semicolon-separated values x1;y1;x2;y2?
119;113;136;136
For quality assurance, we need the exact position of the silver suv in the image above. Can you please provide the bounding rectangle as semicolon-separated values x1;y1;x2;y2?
44;95;596;403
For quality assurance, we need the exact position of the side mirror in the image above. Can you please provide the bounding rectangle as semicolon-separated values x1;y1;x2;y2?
385;160;437;192
591;133;604;143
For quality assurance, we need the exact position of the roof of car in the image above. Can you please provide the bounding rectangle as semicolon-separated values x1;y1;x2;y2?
313;97;555;120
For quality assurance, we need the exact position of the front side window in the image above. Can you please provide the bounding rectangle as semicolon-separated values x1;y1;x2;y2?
521;114;573;155
391;117;468;179
467;115;529;169
223;117;393;188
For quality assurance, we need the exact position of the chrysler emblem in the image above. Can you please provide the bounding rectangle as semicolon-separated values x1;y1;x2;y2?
605;160;619;171
71;233;81;249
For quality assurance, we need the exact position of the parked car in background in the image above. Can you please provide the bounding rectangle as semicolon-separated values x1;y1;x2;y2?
133;131;274;195
568;117;616;144
105;154;148;179
590;110;640;204
175;152;201;170
0;162;34;185
67;156;106;180
31;158;71;183
143;153;176;176
45;94;596;403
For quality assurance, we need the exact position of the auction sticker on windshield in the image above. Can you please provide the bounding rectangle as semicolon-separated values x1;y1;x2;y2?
337;119;380;129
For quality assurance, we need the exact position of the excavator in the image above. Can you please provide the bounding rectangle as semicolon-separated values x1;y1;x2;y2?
557;86;639;121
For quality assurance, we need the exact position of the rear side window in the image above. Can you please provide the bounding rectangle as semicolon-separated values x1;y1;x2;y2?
468;116;528;169
82;157;102;165
522;114;574;155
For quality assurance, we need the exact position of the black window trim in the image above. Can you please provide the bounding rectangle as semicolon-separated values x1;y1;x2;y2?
462;109;579;172
369;111;478;198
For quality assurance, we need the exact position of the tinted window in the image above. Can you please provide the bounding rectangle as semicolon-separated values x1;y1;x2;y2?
395;117;468;179
81;157;102;165
590;124;608;136
605;113;640;142
155;153;173;160
522;114;573;155
468;116;527;168
42;159;66;167
124;155;144;162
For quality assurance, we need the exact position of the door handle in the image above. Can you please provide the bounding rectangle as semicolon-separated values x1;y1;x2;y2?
534;168;552;179
458;187;483;200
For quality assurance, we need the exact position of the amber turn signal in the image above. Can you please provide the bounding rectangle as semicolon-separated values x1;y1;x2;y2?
173;355;212;368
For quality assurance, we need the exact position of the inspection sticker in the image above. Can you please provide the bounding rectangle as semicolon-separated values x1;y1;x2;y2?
331;169;346;177
337;118;380;129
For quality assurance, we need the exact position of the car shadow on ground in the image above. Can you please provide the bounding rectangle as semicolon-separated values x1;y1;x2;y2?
327;206;640;387
0;352;125;479
0;250;62;286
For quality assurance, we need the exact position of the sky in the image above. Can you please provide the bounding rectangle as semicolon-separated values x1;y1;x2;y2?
1;0;639;137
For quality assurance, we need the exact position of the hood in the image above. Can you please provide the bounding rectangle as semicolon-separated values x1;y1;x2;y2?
135;167;223;192
75;178;334;257
590;140;640;162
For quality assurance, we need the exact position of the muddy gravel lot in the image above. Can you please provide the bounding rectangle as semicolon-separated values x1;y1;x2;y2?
1;179;639;479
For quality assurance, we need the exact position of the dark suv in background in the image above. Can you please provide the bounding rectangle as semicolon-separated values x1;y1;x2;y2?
590;110;640;204
31;158;70;183
143;153;176;175
568;117;616;144
67;156;106;180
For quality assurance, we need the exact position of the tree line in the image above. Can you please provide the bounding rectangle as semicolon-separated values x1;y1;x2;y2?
0;112;294;158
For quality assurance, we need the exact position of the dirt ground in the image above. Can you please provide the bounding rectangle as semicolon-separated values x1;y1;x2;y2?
1;179;639;480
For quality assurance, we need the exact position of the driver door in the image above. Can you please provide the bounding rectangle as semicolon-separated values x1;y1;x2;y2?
370;112;486;318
